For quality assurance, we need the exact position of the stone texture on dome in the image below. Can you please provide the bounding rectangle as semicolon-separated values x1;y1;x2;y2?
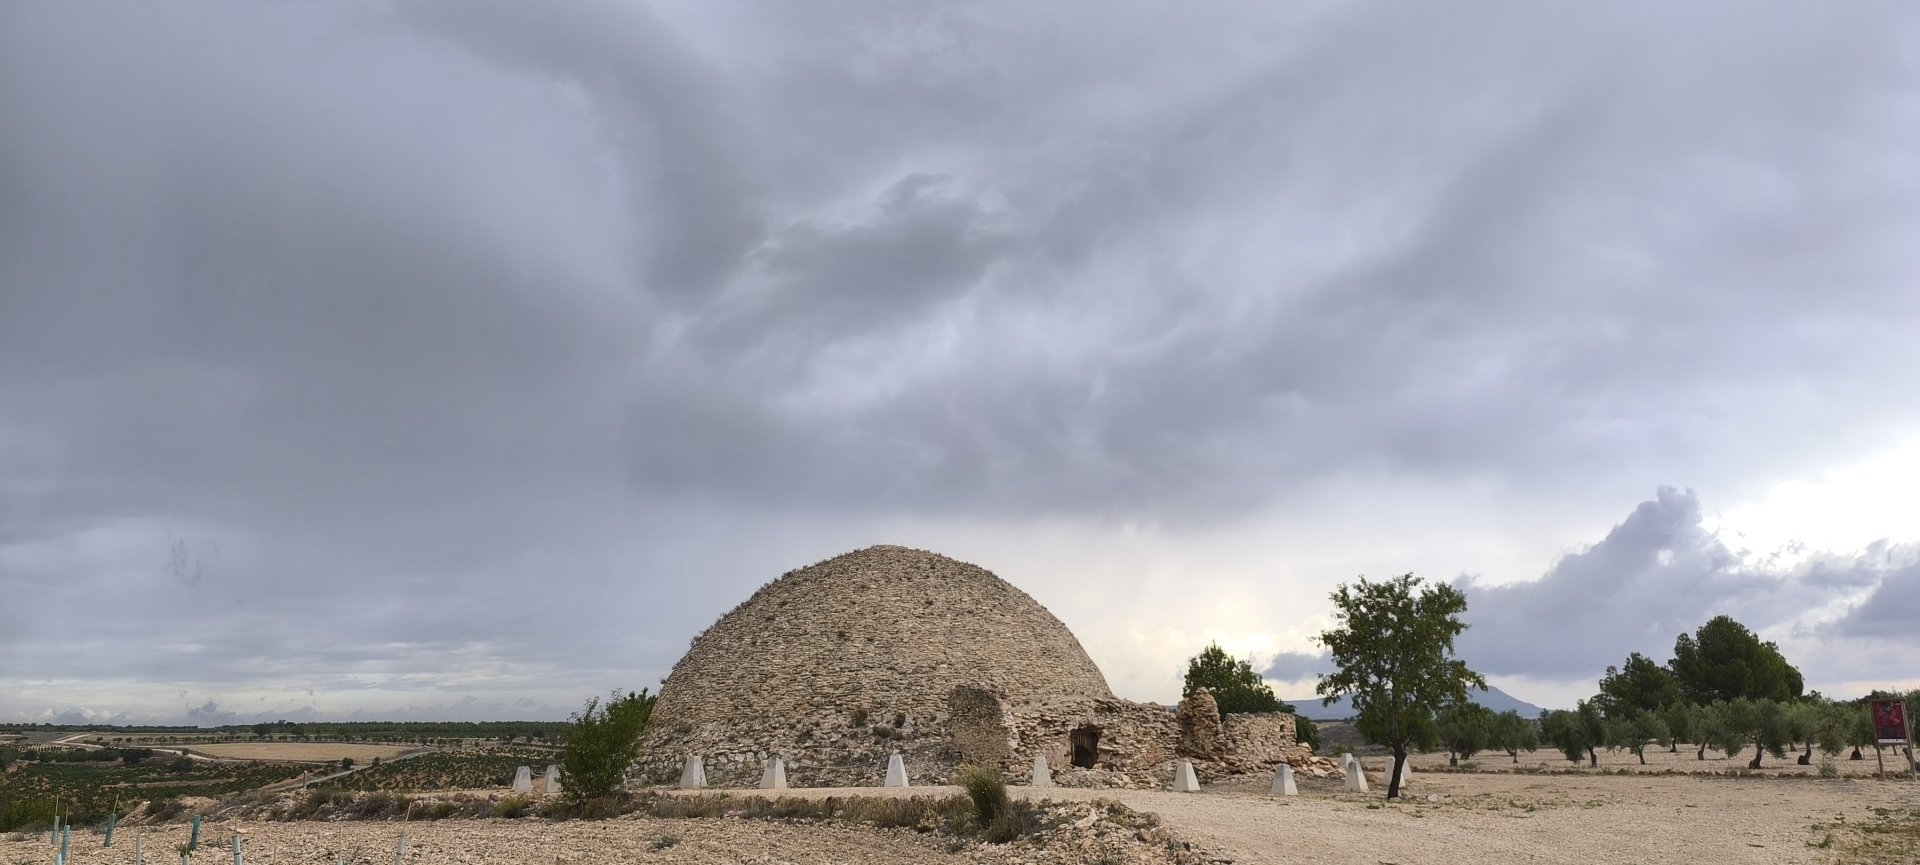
635;544;1303;788
640;546;1112;783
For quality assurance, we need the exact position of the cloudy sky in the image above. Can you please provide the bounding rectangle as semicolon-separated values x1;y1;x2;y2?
4;0;1919;725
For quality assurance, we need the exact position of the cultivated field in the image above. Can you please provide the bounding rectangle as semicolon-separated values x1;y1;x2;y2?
185;743;419;764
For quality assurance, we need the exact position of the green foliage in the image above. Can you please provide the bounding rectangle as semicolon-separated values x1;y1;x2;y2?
1540;700;1607;767
1183;643;1285;714
559;689;655;802
492;795;531;818
1669;615;1803;705
0;760;306;830
1315;573;1485;798
1712;697;1791;769
1486;709;1538;763
1436;702;1493;766
954;764;1008;826
1659;701;1695;750
1607;709;1670;764
1596;652;1682;717
1293;715;1320;752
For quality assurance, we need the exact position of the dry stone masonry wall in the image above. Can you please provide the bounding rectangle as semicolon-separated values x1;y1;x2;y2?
634;545;1308;788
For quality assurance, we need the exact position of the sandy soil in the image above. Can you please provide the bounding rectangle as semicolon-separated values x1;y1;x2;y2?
682;773;1920;864
186;743;420;764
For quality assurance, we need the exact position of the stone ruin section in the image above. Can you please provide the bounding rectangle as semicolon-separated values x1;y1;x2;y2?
634;545;1115;787
633;544;1313;788
951;685;1310;788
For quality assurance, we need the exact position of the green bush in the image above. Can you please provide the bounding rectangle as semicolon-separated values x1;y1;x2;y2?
954;764;1007;826
559;689;655;802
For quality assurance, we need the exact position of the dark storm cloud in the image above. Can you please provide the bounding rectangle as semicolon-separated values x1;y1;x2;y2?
3;0;1920;718
1828;551;1920;640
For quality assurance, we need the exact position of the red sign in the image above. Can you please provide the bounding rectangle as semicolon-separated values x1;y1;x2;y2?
1870;699;1910;744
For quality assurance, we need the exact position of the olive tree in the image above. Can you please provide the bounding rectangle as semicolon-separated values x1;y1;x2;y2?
1486;709;1538;764
1541;700;1607;767
1315;573;1485;799
1437;702;1493;767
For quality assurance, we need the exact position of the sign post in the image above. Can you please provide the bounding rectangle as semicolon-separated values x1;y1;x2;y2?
1868;699;1912;781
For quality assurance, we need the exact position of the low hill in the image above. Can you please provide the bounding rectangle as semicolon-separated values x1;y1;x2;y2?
1286;684;1545;720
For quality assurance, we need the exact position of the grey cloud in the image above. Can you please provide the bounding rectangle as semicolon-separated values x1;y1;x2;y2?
1263;651;1332;682
1457;489;1920;682
1829;550;1920;640
1457;488;1798;678
4;0;1920;717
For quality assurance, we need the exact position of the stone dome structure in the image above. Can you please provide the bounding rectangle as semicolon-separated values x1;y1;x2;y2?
643;547;1111;774
635;544;1302;788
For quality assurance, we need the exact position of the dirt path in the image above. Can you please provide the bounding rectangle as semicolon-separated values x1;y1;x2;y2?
674;772;1920;863
1021;773;1920;864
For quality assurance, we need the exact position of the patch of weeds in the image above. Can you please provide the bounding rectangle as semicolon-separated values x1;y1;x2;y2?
1810;808;1920;864
955;763;1008;827
491;795;531;819
649;833;679;851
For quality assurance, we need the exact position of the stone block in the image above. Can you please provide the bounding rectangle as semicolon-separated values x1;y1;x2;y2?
542;765;561;794
1172;760;1200;792
1031;754;1052;787
1176;690;1226;759
884;753;909;787
760;755;787;789
1271;763;1296;796
1343;759;1368;792
680;755;707;790
511;766;532;793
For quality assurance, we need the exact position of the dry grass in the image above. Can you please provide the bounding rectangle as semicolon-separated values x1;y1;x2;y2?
1810;807;1920;865
187;743;418;763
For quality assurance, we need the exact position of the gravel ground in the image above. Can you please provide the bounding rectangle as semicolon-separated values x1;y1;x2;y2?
9;774;1915;864
2;817;975;865
1027;772;1920;864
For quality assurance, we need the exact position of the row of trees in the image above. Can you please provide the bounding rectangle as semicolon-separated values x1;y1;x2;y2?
1539;615;1912;770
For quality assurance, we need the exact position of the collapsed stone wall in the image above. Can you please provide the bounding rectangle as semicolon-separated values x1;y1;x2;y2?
944;685;1304;789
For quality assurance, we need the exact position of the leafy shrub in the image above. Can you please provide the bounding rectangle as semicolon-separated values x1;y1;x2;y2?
559;690;655;802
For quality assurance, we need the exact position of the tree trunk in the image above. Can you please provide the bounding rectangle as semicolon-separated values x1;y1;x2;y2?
1508;748;1519;764
1588;747;1598;768
1748;747;1764;770
1638;749;1646;765
1851;747;1863;760
1449;753;1458;768
1697;743;1707;760
1387;747;1405;799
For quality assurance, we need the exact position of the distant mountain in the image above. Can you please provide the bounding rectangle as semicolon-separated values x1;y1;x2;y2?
1284;685;1546;721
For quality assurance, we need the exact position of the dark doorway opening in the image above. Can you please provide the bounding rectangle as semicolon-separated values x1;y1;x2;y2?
1069;726;1101;769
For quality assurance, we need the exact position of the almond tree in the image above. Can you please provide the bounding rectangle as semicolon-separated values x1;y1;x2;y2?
1316;573;1485;799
